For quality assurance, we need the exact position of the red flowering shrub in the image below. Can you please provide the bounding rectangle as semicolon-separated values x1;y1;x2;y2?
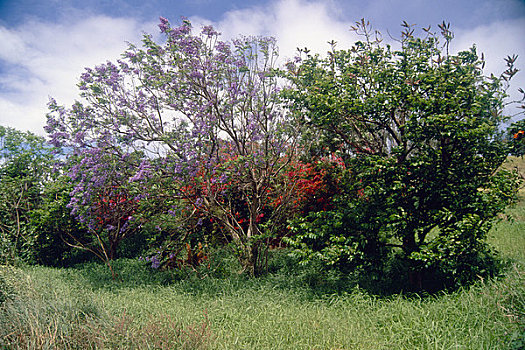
93;186;137;233
280;156;344;215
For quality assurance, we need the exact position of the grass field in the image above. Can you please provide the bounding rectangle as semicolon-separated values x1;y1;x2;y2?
1;164;524;349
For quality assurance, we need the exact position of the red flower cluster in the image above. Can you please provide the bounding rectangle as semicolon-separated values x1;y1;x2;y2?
513;130;525;140
278;156;344;214
94;186;137;230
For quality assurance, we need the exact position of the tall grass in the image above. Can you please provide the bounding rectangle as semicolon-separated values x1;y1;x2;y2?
0;265;213;349
1;192;524;349
2;261;523;349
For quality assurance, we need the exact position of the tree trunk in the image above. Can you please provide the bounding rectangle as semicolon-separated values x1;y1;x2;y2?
233;233;266;277
403;232;423;290
108;240;118;260
402;233;418;256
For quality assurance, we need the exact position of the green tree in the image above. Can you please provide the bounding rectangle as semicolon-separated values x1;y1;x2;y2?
284;21;522;290
0;126;54;264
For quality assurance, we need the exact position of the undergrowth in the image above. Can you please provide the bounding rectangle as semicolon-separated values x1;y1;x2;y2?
0;191;523;349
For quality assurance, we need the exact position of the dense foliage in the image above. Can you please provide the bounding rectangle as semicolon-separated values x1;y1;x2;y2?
0;126;91;266
0;126;53;264
283;20;522;288
2;18;522;291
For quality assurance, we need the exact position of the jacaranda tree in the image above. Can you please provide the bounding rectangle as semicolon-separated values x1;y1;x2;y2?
64;149;146;277
46;17;298;276
283;20;522;289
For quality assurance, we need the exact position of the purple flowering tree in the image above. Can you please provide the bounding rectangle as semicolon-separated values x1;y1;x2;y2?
56;148;146;278
46;17;298;276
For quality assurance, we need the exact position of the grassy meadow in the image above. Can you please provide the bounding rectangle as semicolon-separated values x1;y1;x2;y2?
1;159;524;349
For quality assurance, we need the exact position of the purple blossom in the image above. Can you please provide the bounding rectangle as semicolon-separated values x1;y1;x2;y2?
150;255;161;269
169;19;192;38
144;254;161;269
95;65;107;74
74;131;85;144
201;25;219;37
190;70;203;79
158;16;170;33
129;161;152;183
216;41;230;53
80;71;93;83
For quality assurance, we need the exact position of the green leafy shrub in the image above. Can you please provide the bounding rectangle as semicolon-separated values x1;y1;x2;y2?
284;20;522;291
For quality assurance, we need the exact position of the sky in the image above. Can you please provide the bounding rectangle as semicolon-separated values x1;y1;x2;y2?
1;0;524;135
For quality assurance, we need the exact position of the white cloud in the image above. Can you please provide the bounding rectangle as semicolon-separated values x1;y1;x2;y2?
0;27;27;62
454;18;525;120
0;16;157;134
454;18;525;76
1;0;524;135
206;0;359;60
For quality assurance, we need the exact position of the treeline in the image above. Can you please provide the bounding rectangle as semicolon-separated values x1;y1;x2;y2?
1;18;524;291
